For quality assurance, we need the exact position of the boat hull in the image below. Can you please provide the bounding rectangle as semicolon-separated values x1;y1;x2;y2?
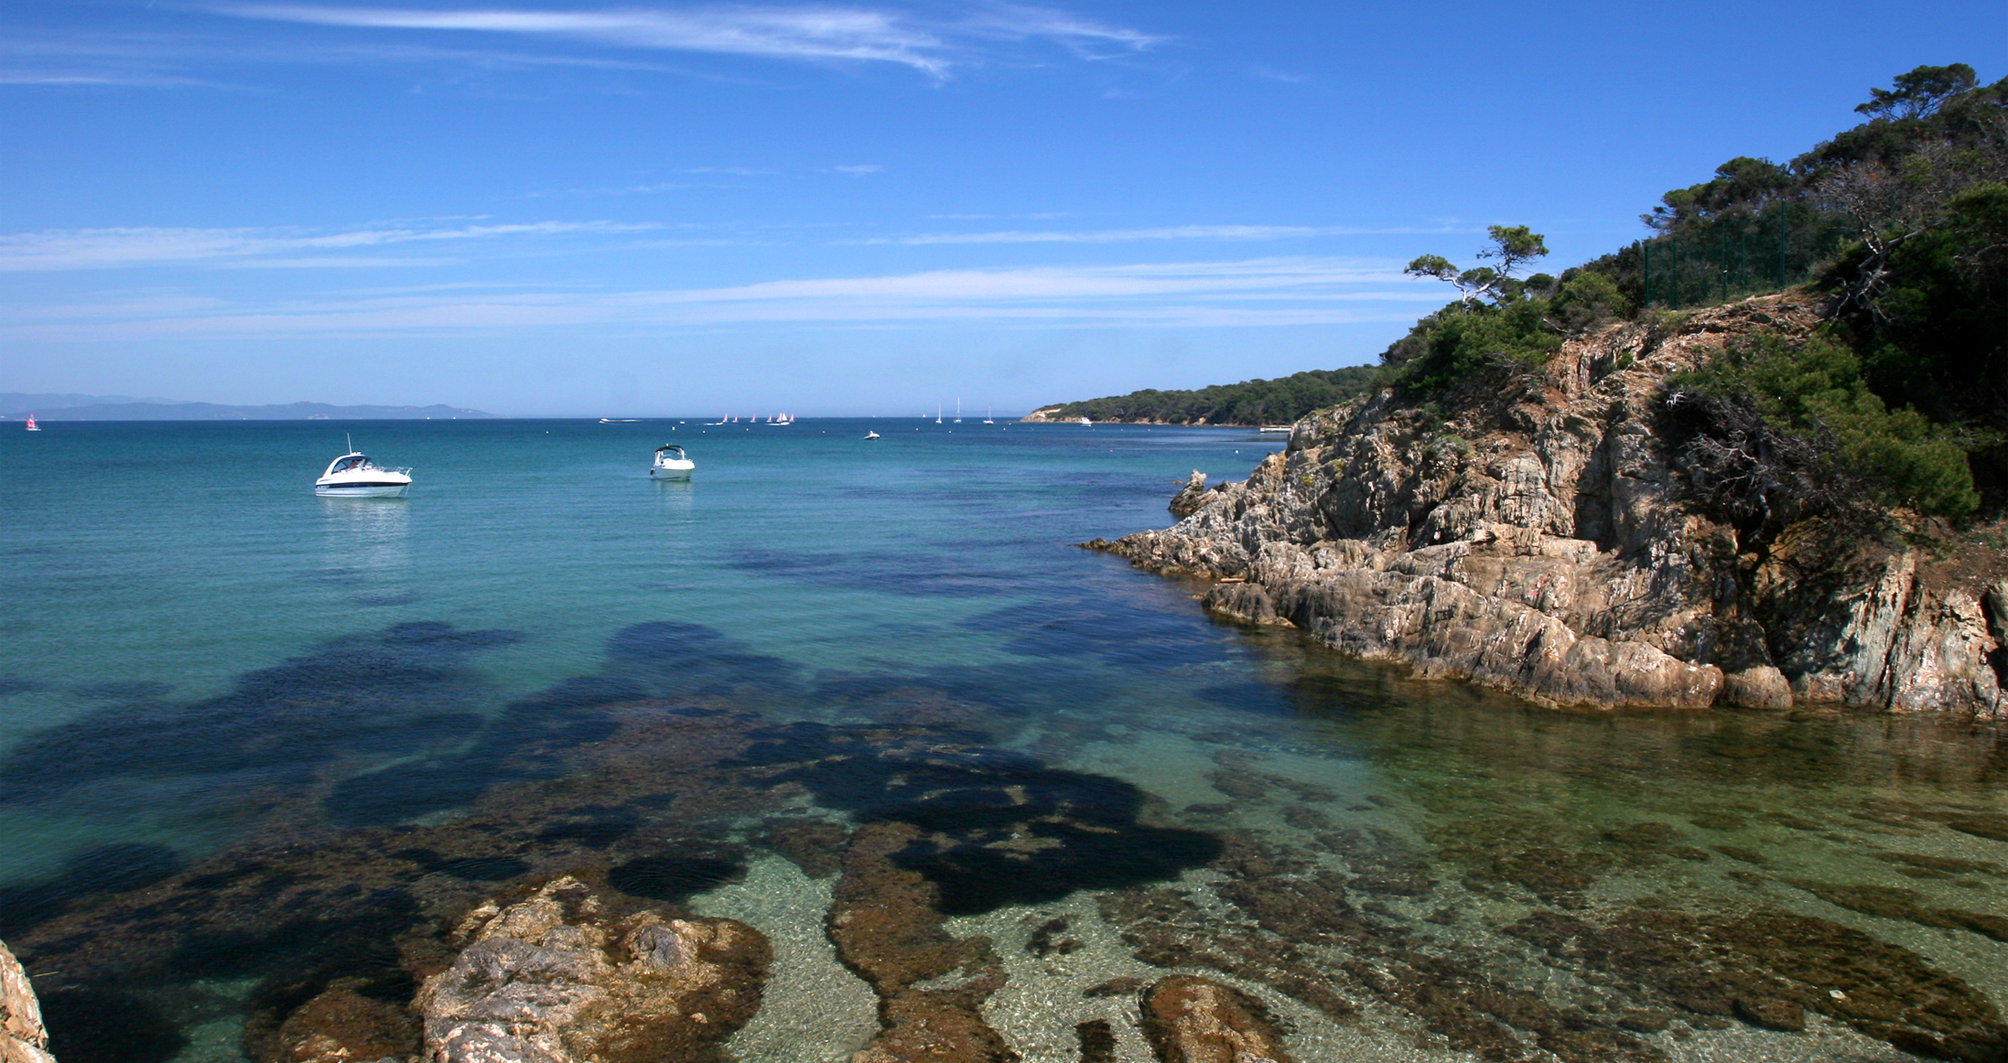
650;463;694;480
316;483;410;498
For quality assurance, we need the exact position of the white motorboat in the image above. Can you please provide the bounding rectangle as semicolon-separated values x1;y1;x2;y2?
1078;416;1092;426
864;430;881;440
651;443;695;480
315;445;411;498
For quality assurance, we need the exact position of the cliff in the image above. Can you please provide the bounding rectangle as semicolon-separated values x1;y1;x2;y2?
1094;294;2008;716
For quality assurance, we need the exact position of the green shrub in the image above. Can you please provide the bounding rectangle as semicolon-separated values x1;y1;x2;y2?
1670;331;1978;517
1384;298;1561;394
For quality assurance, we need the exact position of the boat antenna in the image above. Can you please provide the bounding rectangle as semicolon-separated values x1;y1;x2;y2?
346;432;353;454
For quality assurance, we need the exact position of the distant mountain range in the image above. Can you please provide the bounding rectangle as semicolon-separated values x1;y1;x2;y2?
2;393;496;420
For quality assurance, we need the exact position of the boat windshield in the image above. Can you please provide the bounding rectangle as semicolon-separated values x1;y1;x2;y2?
656;446;685;459
331;455;367;473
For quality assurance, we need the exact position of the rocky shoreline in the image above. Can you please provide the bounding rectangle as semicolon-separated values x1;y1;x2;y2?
1090;295;2008;717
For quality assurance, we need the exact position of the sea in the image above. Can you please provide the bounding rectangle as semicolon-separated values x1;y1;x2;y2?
1;418;2003;1063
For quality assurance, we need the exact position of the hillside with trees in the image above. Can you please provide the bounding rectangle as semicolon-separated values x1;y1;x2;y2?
1026;366;1381;426
1053;63;2006;520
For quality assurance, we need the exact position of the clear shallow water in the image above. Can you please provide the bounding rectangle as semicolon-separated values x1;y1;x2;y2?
1;419;2004;1063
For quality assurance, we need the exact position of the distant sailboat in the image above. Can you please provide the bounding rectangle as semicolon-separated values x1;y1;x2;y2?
936;404;943;424
983;406;994;425
954;398;962;423
23;415;39;431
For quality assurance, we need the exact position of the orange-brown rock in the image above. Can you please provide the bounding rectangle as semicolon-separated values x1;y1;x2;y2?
829;823;1017;1063
1138;976;1295;1063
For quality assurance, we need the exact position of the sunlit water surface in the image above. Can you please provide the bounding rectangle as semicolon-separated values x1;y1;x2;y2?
1;419;2002;1063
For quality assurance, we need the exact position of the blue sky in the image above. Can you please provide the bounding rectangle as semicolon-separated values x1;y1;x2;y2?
1;1;2000;416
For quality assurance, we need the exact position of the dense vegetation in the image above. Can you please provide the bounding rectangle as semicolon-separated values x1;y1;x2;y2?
1386;63;2004;519
1044;64;2003;520
1033;366;1380;425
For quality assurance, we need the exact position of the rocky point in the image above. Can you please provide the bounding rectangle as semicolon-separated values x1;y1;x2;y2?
1093;294;2008;716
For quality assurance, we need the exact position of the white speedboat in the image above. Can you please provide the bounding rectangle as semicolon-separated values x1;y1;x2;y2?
864;430;881;440
651;444;694;480
315;447;411;497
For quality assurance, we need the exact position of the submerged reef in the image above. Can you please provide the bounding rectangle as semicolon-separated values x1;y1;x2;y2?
2;617;2004;1062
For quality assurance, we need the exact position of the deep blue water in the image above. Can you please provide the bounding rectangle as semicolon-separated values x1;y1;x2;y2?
1;418;2003;1063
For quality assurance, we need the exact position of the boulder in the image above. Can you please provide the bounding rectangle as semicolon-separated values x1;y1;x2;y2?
1;940;54;1063
415;876;768;1063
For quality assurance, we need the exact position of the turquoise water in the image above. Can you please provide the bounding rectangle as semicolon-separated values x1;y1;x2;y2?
1;419;2004;1063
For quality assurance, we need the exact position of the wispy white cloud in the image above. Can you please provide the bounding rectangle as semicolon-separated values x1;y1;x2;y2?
0;220;657;271
1249;64;1309;85
1;256;1444;339
204;2;1160;77
851;223;1468;245
831;163;883;175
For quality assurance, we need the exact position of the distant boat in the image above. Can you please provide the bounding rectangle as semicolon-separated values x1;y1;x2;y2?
936;404;943;425
23;415;39;431
600;418;638;423
1078;417;1092;426
650;444;695;480
315;438;411;498
983;406;994;425
864;430;881;440
1258;425;1292;433
954;398;962;423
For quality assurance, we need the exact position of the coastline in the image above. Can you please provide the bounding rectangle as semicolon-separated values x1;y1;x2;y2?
1091;294;2008;717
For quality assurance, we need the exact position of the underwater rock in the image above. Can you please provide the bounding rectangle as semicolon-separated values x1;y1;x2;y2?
1946;813;2008;843
1509;906;2008;1060
415;876;769;1063
263;980;416;1063
760;818;848;879
738;722;1221;914
1137;976;1295;1063
1;940;54;1063
828;823;1017;1063
1075;1018;1119;1063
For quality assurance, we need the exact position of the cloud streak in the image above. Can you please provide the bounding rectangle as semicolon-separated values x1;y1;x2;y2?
852;223;1472;245
0;220;657;271
2;257;1444;339
208;2;1161;76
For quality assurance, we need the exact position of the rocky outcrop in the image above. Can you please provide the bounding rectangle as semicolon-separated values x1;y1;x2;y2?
1094;295;2007;715
1138;976;1295;1063
1;941;54;1063
415;876;769;1063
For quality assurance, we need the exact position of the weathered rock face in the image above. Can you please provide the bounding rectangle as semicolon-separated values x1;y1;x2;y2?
1;940;55;1063
415;875;769;1063
1096;295;2008;715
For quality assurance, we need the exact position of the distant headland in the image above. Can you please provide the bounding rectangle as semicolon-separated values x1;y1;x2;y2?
1;393;496;421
